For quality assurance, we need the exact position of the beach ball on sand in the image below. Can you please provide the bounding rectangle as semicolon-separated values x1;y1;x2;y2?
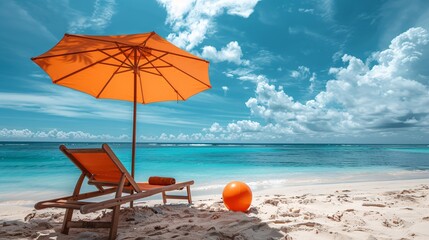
222;181;252;212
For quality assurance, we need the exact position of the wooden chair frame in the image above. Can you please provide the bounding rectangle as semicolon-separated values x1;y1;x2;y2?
35;144;193;239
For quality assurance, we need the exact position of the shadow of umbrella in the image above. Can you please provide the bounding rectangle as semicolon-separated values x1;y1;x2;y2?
4;204;284;239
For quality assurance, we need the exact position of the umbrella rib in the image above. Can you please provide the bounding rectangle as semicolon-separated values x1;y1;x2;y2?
138;53;168;69
137;70;145;104
155;57;211;88
139;48;185;101
135;47;146;102
98;49;132;68
99;62;128;68
138;31;155;47
139;70;162;76
116;43;134;66
160;73;185;101
31;46;130;60
96;62;126;98
145;47;209;63
137;46;143;67
141;66;171;69
117;69;134;74
53;47;133;83
96;48;135;98
135;47;210;89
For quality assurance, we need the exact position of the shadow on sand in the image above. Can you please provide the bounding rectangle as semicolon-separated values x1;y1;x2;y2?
0;202;284;239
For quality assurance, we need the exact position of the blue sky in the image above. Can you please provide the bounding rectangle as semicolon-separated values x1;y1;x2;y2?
0;0;428;143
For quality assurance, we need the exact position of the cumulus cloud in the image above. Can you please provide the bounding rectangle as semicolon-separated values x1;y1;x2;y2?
0;128;128;141
160;120;266;141
205;120;262;133
157;0;260;50
68;0;116;33
156;120;295;142
209;122;223;133
201;41;249;65
156;27;429;142
290;66;317;92
158;132;217;142
246;27;429;134
227;120;261;133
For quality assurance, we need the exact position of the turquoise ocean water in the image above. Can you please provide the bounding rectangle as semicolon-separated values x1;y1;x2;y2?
0;142;428;203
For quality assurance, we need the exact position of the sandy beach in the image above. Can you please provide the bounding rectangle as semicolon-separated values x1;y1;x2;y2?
1;178;428;239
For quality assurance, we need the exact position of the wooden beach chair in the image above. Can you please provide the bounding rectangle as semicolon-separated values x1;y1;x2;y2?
34;143;194;239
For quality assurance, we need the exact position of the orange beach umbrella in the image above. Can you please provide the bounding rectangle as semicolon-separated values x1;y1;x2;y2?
31;32;211;178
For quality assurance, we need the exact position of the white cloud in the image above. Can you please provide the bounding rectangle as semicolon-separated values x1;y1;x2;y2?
201;41;249;65
0;128;128;141
0;129;34;138
208;122;223;133
156;121;294;142
157;0;260;50
246;27;429;134
298;8;314;14
238;74;268;83
290;66;310;79
157;132;217;142
290;66;317;92
0;82;204;127
206;120;262;134
221;49;284;82
309;73;317;93
221;86;229;95
225;72;234;78
227;120;261;133
68;0;116;33
0;88;129;120
224;68;268;83
157;27;429;142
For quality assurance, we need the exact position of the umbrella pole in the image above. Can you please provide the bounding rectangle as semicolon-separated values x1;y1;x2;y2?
132;98;137;179
130;48;138;208
130;95;137;208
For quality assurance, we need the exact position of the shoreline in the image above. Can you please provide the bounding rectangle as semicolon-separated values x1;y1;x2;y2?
2;169;428;202
1;178;428;239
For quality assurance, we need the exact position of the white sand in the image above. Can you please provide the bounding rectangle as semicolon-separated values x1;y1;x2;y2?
1;178;429;239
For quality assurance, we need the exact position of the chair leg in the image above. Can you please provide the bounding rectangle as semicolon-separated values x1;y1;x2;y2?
109;173;127;240
162;191;167;204
61;172;85;234
186;186;192;204
61;209;74;234
109;206;120;240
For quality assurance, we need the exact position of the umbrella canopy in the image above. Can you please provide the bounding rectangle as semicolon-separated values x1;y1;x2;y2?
31;32;211;178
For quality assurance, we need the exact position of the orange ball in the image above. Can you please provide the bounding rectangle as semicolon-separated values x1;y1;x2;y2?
222;181;252;212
